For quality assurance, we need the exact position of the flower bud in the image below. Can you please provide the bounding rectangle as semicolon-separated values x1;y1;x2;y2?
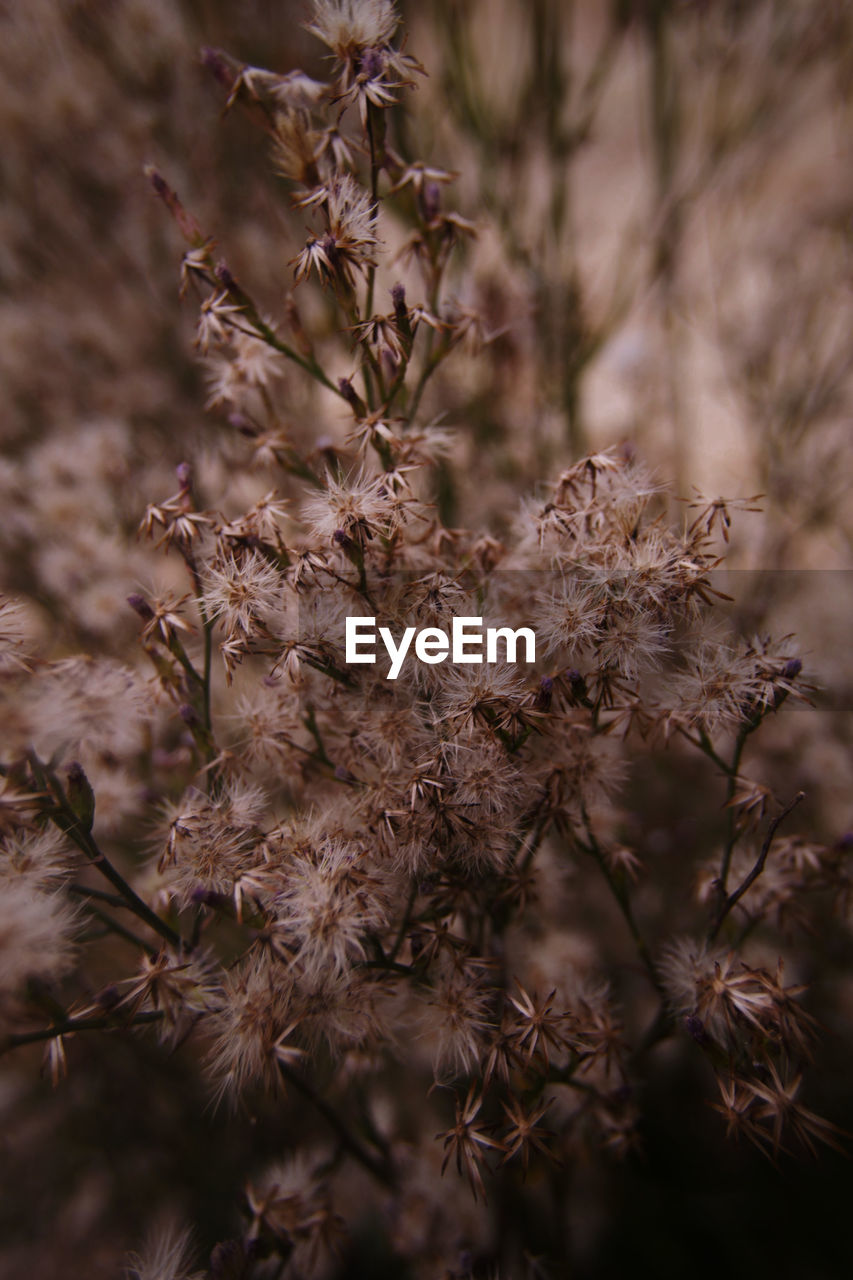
127;593;154;621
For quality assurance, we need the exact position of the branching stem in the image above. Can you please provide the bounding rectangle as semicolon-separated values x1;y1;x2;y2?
28;754;185;952
708;790;805;943
278;1063;395;1187
1;1010;164;1057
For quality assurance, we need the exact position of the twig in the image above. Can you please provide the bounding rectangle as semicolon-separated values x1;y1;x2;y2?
717;724;751;892
708;791;805;943
1;1010;164;1056
278;1063;395;1187
578;804;664;997
388;878;418;963
363;103;382;409
28;754;185;952
72;898;156;954
68;882;129;910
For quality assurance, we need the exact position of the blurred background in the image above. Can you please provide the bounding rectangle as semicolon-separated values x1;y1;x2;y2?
1;1;853;1275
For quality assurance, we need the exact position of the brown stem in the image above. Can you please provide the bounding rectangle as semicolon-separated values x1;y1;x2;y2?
708;791;805;943
28;754;185;951
579;805;664;997
278;1064;395;1187
1;1010;164;1056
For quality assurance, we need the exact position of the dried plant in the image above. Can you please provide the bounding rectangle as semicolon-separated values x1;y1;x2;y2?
1;2;851;1277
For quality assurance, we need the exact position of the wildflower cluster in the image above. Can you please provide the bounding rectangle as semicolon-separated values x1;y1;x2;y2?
0;2;850;1276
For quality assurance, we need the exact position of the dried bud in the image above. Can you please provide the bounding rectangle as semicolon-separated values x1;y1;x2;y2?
146;166;168;199
391;281;413;348
127;593;155;622
200;46;235;90
420;180;441;223
96;984;122;1011
338;377;367;416
144;164;203;243
191;887;227;909
215;261;236;291
564;668;588;703
359;46;384;79
228;411;257;437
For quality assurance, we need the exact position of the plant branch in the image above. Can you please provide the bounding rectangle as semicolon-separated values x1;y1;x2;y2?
1;1010;164;1057
28;754;185;952
708;790;805;943
278;1064;395;1187
388;878;418;963
71;893;156;953
579;804;664;996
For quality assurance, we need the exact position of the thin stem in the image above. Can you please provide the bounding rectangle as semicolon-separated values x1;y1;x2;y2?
245;312;347;402
681;717;765;908
303;706;332;766
1;1010;164;1056
403;246;445;427
708;791;805;943
388;878;418;963
517;804;553;875
183;549;220;791
579;805;664;997
678;726;734;777
68;882;128;910
382;344;412;413
545;1061;601;1097
278;1063;395;1187
718;725;750;892
200;608;213;734
29;755;185;952
364;105;381;340
72;897;156;953
405;339;444;425
167;631;205;691
193;255;345;402
274;732;359;786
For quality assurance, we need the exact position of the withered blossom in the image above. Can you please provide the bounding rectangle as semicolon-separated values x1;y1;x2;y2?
0;1;849;1275
293;175;379;288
